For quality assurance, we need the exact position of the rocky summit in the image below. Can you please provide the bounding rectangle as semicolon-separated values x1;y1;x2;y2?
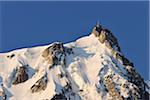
0;23;149;100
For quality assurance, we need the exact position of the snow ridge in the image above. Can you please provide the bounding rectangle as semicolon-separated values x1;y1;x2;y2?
0;24;149;100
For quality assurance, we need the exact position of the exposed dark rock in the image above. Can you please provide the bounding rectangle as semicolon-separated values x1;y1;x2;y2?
125;65;147;99
51;93;67;100
123;58;133;66
12;66;28;85
113;51;147;99
98;46;148;99
92;22;103;37
57;73;64;78
92;24;121;52
115;52;133;66
98;30;106;44
30;74;48;93
0;81;6;100
0;90;6;100
42;42;66;68
0;86;13;100
79;89;83;92
64;82;72;92
104;76;124;100
92;27;101;37
7;54;15;59
143;91;149;99
65;48;73;55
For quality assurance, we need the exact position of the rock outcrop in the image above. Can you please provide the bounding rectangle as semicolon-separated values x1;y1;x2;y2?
7;54;15;59
42;42;66;68
92;23;149;99
30;73;48;93
51;93;67;100
0;86;6;100
92;24;121;52
12;66;28;85
104;76;124;100
0;78;6;100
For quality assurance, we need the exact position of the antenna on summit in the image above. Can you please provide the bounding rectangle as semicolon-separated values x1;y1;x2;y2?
96;20;101;27
96;20;101;28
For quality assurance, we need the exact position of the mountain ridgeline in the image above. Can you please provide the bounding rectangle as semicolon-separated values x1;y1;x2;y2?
0;24;149;100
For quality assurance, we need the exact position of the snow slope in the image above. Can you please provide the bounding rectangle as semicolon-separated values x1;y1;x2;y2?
0;25;149;100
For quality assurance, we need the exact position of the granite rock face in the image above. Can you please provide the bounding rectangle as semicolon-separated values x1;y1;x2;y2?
92;24;120;52
12;66;28;85
92;23;149;99
30;74;48;93
42;42;66;68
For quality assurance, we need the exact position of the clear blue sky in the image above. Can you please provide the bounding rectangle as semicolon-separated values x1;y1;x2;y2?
0;1;149;80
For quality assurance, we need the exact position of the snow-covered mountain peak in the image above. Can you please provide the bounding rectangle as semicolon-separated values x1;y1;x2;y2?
0;24;149;100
